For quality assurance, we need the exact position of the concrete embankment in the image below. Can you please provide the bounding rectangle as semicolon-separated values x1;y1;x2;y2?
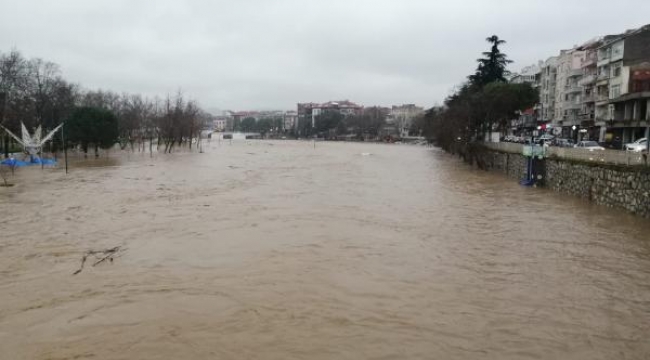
466;145;650;218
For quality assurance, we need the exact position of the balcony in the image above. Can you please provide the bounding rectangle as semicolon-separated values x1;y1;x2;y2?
565;86;582;94
597;72;610;80
579;112;595;121
578;74;596;86
595;94;609;104
582;94;595;103
568;69;583;77
597;53;611;67
564;101;582;110
582;54;597;68
563;115;579;125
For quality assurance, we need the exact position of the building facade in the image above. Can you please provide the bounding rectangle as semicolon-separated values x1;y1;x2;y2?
283;111;298;131
297;100;363;129
553;49;586;137
596;25;650;144
519;23;650;146
540;56;558;125
389;104;424;137
578;40;600;138
510;63;543;135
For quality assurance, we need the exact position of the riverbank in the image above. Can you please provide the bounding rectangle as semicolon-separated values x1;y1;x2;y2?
465;144;650;218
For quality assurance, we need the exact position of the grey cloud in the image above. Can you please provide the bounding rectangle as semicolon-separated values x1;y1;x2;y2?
2;0;649;110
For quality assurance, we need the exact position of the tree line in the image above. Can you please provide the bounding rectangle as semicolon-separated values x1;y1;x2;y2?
0;49;210;157
235;117;284;136
416;36;538;153
296;107;388;140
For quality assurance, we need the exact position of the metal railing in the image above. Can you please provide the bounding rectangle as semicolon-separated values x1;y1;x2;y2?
482;142;649;166
482;142;524;154
578;74;596;86
563;101;582;110
565;86;582;93
568;69;583;77
597;73;610;81
546;147;648;166
582;54;597;67
595;94;609;103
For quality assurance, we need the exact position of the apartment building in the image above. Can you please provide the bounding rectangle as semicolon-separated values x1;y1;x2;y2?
553;49;586;137
578;40;600;136
509;63;542;135
283;111;298;131
389;104;424;137
539;57;558;125
594;25;650;144
297;100;363;128
518;23;650;145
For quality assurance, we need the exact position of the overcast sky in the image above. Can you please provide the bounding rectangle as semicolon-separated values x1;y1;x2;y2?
1;0;649;111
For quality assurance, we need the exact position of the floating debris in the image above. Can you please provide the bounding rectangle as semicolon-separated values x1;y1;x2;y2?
72;246;125;275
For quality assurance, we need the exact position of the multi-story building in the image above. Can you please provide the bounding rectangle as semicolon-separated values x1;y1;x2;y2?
510;63;543;135
578;39;601;137
511;23;649;144
594;25;650;144
283;111;298;131
297;100;363;128
212;116;228;131
510;62;542;86
594;34;624;142
539;56;558;126
554;48;586;137
389;104;424;137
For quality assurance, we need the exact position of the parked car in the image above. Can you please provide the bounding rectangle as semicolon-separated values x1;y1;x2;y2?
575;141;605;151
554;138;575;148
624;138;648;152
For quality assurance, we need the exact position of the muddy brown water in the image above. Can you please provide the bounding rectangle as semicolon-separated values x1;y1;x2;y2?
1;141;649;360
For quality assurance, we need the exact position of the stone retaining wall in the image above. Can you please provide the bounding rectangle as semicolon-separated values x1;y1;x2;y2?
471;146;650;218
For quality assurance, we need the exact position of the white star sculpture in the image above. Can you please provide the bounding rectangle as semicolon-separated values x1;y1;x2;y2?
1;122;63;156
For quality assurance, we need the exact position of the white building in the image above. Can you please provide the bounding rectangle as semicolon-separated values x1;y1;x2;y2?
283;111;298;131
389;104;424;137
594;25;650;145
554;48;586;135
510;62;542;85
212;117;228;131
540;56;558;125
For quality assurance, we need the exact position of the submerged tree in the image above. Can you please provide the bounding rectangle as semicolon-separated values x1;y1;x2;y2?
66;106;119;157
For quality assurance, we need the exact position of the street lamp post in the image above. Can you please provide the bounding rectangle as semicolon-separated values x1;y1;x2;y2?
572;125;577;143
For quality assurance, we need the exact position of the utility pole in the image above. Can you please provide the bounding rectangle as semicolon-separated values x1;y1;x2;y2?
0;92;6;158
62;121;68;174
646;124;649;154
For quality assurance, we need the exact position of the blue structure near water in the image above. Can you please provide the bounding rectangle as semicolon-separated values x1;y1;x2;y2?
1;156;57;167
519;145;545;187
519;157;536;187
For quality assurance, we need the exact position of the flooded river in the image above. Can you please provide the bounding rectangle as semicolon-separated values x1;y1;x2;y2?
1;140;649;359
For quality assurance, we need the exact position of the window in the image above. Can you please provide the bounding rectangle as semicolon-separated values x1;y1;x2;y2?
598;66;609;77
610;84;621;99
611;62;622;77
608;104;615;120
